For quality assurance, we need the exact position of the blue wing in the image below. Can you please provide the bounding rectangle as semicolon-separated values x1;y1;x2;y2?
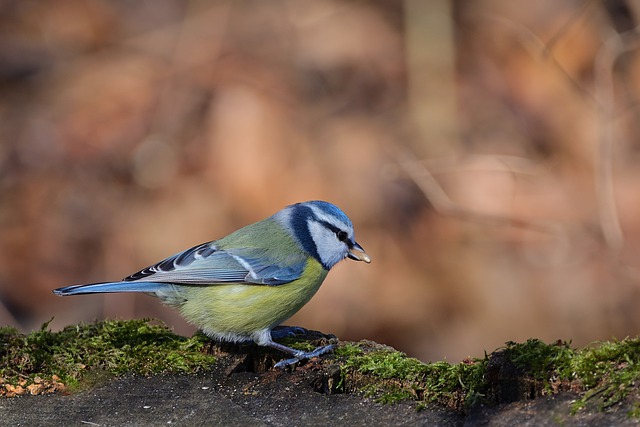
124;242;306;286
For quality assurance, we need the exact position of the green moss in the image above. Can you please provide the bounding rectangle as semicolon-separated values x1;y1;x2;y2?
569;338;640;414
343;347;423;379
277;338;316;352
338;338;640;416
360;383;414;404
0;319;216;396
338;343;486;410
628;402;640;419
4;319;640;416
334;343;364;358
500;339;574;382
496;338;640;415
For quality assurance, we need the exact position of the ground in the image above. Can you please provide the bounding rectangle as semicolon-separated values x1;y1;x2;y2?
1;321;640;426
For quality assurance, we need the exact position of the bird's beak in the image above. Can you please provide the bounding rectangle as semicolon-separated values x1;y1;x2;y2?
348;241;371;263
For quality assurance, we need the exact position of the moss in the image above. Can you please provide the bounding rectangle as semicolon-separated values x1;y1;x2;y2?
569;338;640;414
361;383;414;404
495;338;640;414
628;402;640;419
334;343;364;358
499;339;575;383
0;319;216;397
277;338;316;352
3;319;640;417
337;338;640;416
338;343;486;410
494;337;640;415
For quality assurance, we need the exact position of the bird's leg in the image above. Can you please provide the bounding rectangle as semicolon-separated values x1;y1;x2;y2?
253;329;334;368
266;340;335;368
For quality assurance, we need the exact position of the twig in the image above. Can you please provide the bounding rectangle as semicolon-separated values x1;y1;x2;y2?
481;14;597;103
594;29;624;252
397;150;564;237
594;26;640;252
421;154;543;176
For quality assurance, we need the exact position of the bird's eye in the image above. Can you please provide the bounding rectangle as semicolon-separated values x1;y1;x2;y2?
336;230;348;242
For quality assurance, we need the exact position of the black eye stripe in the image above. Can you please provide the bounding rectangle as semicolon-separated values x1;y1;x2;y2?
318;220;349;243
318;220;342;234
318;220;341;234
289;204;351;271
291;205;323;266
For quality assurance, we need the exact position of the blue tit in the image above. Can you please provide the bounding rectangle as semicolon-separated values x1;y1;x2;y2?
53;200;370;368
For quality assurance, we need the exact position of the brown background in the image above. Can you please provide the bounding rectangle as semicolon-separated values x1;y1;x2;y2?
2;0;640;362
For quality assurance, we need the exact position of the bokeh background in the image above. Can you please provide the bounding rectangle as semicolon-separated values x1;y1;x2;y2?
2;0;640;363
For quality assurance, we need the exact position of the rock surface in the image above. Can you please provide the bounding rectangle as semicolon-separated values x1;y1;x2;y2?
1;371;462;426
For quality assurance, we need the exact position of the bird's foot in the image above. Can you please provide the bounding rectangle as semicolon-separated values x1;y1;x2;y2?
273;344;335;369
270;326;308;339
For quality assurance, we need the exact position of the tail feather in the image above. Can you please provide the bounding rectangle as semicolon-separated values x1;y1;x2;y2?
53;281;174;296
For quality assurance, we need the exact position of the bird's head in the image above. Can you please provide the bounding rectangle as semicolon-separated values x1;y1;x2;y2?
274;200;371;270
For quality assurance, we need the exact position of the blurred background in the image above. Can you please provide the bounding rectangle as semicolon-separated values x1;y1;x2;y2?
2;0;640;362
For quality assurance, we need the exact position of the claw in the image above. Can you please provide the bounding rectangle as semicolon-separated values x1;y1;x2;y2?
273;344;335;369
274;356;302;369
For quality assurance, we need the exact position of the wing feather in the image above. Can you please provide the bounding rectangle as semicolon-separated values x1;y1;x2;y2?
124;242;305;286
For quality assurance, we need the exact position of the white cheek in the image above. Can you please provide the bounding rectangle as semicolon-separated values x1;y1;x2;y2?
307;220;346;268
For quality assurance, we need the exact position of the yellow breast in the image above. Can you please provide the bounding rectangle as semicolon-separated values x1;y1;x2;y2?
176;257;328;339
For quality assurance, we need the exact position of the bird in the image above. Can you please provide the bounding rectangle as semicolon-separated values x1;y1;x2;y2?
53;200;370;368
